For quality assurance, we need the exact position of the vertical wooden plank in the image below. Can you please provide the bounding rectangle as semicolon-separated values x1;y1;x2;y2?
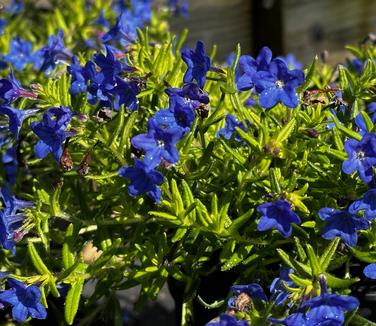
252;0;283;55
282;0;376;64
168;0;253;61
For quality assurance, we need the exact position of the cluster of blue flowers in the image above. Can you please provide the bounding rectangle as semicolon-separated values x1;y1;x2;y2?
207;270;360;326
233;47;305;109
68;45;139;110
1;30;71;74
119;41;211;202
0;186;33;253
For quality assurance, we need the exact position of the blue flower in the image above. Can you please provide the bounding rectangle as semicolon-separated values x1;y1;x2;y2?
217;114;250;142
152;109;185;135
0;105;39;138
166;83;209;130
354;113;368;136
95;10;110;28
181;41;211;89
31;106;73;162
67;56;89;96
301;293;359;326
342;133;376;183
253;58;305;109
37;30;71;73
4;0;24;15
4;38;34;71
349;189;376;221
0;19;6;35
168;0;189;17
269;312;307;326
318;207;370;246
111;77;140;111
351;58;364;74
166;83;210;104
234;47;272;91
93;46;123;82
118;159;164;202
364;263;376;279
270;267;296;306
85;61;112;106
228;283;268;309
0;278;46;323
167;94;196;131
131;115;183;169
277;53;303;70
0;185;33;215
131;0;152;24
0;187;33;253
367;102;376;123
0;57;7;70
206;313;249;326
257;199;301;237
2;146;18;184
270;294;359;326
102;11;141;45
0;72;36;104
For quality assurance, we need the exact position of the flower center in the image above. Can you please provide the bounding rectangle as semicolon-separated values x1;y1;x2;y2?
357;150;365;160
157;139;165;148
275;80;284;88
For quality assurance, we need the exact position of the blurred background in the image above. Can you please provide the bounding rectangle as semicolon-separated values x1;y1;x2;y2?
169;0;376;65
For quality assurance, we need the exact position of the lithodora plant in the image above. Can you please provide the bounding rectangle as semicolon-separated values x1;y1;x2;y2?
0;0;376;325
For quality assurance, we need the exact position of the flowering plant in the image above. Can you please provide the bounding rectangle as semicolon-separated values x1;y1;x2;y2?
1;0;376;325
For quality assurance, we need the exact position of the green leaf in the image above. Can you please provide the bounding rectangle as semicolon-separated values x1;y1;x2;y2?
319;237;340;272
28;242;50;275
235;127;261;151
197;295;225;309
294;237;307;261
231;44;241;74
62;224;76;270
349;313;376;326
325;273;359;289
325;148;348;161
328;112;361;141
219;138;246;165
301;221;316;228
172;228;187;242
227;209;254;233
109;107;125;147
65;279;84;325
175;28;188;53
350;248;376;263
36;73;72;108
221;244;253;271
275;118;296;143
305;244;321;275
288;273;312;287
345;45;364;59
149;211;179;221
28;243;60;297
50;181;63;216
195;199;213;227
332;128;344;151
171;179;184;215
269;168;281;193
360;111;373;132
277;248;312;277
297;55;318;92
338;64;356;95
